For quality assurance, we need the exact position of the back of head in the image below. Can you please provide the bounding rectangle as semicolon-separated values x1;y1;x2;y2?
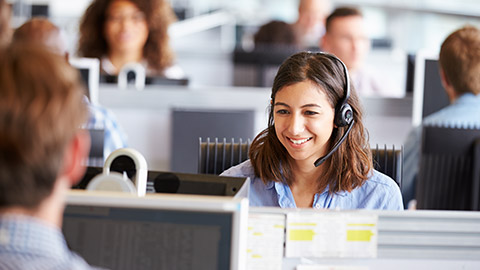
0;0;11;47
325;6;363;33
254;20;299;49
0;44;87;209
439;25;480;95
13;17;66;55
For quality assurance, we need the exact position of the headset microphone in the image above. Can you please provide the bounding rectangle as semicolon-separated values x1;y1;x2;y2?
313;52;354;167
314;120;354;167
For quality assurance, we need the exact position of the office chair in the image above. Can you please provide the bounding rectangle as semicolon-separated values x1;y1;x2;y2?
198;138;403;187
171;108;255;173
372;144;403;188
416;125;480;210
198;137;251;175
86;129;104;167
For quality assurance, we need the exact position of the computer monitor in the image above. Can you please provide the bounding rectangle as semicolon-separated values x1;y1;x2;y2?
411;52;450;126
63;190;248;270
75;167;247;197
69;57;100;105
100;74;189;86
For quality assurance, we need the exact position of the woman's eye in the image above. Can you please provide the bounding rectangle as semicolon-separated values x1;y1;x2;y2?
305;111;318;116
276;109;289;115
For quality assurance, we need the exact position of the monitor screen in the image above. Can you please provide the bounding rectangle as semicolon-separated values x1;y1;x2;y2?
63;191;248;270
75;167;247;197
411;53;450;126
69;58;100;105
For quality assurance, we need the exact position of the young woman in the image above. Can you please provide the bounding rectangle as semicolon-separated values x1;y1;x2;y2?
78;0;183;78
222;52;403;210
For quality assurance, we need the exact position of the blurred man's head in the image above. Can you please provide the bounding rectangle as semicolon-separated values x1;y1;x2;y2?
294;0;331;47
13;17;67;56
0;44;89;211
321;7;370;73
439;25;480;99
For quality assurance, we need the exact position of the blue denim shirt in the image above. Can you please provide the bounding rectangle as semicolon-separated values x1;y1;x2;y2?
221;160;403;210
0;214;100;270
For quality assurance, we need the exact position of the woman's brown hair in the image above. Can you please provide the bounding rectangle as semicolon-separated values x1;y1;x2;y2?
249;51;372;194
77;0;176;74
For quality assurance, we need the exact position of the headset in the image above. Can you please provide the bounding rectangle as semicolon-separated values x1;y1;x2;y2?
313;52;355;167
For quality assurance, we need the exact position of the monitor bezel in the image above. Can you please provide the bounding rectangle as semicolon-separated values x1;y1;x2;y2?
65;190;248;270
411;51;439;127
69;57;100;105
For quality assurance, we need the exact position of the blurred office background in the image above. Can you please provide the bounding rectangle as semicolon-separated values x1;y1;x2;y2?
8;0;480;89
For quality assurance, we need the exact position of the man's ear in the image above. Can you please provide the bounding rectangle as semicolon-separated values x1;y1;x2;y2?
60;130;91;187
439;67;456;102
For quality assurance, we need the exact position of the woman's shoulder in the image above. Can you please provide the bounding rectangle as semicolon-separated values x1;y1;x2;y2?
366;169;400;188
358;169;404;210
220;160;256;178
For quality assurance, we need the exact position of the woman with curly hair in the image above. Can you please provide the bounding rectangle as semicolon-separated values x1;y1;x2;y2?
78;0;183;78
222;52;403;209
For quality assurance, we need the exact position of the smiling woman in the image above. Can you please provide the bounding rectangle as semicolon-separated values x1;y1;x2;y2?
77;0;183;78
221;51;403;210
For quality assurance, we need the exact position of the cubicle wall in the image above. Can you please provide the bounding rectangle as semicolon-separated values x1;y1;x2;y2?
248;207;480;270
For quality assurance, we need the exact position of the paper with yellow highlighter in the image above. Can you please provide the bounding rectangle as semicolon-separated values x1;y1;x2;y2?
246;213;285;270
286;212;378;258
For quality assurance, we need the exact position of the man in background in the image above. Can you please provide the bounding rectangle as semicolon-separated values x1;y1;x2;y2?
321;7;399;97
13;17;128;162
0;44;98;269
292;0;331;49
402;25;480;208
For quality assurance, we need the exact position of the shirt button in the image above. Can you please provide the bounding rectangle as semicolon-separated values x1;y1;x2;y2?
314;204;321;209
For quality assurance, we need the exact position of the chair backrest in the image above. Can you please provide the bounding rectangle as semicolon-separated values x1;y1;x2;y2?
416;125;480;210
371;144;403;188
198;138;251;174
199;138;403;187
87;129;104;167
171;109;255;173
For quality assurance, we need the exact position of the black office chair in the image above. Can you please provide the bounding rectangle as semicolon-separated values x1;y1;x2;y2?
86;129;104;167
198;137;251;175
371;144;403;188
416;125;480;210
198;138;403;187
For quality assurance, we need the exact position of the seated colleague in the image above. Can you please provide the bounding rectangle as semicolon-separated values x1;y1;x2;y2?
13;17;128;159
221;52;403;210
254;20;301;50
78;0;184;79
0;0;11;47
402;25;480;208
292;0;331;49
320;7;399;97
0;44;97;269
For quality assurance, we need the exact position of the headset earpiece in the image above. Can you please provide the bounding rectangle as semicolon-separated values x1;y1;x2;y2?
335;103;353;127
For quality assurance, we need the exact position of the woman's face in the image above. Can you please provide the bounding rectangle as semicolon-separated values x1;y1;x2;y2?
104;0;148;55
274;80;335;166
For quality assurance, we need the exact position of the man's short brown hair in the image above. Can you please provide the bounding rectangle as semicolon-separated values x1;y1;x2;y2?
325;6;362;32
0;44;87;208
439;25;480;95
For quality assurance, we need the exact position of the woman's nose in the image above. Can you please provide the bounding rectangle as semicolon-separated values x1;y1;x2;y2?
288;114;305;135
